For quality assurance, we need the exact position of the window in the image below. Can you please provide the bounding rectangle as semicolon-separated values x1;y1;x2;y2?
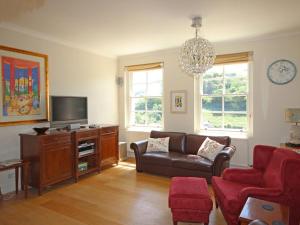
127;63;163;128
200;52;251;133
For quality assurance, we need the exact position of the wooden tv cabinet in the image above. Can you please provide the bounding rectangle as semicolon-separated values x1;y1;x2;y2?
20;125;118;194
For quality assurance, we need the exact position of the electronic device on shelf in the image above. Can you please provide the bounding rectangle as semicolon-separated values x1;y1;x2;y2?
78;142;95;157
50;96;88;128
89;124;99;128
67;123;81;130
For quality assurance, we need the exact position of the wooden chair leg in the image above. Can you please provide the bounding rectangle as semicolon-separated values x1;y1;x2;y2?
15;167;19;194
23;162;29;198
215;200;218;208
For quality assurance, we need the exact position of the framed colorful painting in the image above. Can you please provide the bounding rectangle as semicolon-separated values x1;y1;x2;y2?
170;90;187;113
0;45;48;126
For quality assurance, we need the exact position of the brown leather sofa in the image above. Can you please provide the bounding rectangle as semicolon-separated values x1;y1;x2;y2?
130;131;236;183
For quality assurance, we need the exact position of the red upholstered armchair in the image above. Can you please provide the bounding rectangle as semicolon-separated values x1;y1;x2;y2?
212;145;300;225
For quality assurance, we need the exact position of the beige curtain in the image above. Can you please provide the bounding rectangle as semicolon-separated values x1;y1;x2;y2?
214;52;253;65
125;62;163;71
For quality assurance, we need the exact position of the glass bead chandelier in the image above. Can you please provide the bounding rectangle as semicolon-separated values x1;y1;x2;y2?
179;16;215;77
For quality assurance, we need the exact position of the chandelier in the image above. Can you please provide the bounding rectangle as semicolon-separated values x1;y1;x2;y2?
179;17;215;77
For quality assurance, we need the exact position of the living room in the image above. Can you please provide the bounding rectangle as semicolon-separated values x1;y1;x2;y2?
0;0;300;225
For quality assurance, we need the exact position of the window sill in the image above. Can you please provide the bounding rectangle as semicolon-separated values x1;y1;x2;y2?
198;130;249;140
127;127;163;133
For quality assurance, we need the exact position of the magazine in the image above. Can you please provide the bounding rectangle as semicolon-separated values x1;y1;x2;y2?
0;159;22;167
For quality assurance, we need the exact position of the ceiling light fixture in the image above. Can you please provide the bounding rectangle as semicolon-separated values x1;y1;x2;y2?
179;16;215;77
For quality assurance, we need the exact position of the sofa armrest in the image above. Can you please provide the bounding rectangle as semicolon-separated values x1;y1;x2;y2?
212;145;236;177
130;140;148;172
239;187;282;203
223;168;264;186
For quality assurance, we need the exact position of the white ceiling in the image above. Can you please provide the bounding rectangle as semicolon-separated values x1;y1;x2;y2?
1;0;300;57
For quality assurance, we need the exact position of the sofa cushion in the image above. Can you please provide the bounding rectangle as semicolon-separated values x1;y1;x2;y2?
146;137;170;152
185;134;231;155
197;137;225;161
150;131;186;153
141;152;175;166
212;176;253;214
172;154;212;172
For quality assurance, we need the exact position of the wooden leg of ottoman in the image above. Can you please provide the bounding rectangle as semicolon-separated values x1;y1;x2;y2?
173;221;177;225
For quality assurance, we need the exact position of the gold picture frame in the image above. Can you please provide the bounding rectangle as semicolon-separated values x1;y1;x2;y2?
170;90;187;113
0;45;49;126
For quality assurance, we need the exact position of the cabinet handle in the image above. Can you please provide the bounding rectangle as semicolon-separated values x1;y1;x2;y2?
101;132;116;136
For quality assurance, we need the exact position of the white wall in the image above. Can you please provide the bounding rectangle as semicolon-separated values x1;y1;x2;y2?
0;27;118;193
118;33;300;166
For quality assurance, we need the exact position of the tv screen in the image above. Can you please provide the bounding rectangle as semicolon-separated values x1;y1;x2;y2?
50;96;88;127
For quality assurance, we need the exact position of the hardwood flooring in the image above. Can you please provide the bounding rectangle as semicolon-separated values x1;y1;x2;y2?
0;160;226;225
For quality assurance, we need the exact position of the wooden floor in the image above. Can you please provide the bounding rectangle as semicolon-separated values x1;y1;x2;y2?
0;160;226;225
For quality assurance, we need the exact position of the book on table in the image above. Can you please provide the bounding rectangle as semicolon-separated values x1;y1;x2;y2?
0;159;22;167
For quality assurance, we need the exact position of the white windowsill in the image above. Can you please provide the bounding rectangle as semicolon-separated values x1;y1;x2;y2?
126;127;249;139
198;129;249;140
127;127;163;133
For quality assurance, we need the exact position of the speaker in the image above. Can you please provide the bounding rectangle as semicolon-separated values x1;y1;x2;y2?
67;123;81;130
116;77;124;86
119;142;127;161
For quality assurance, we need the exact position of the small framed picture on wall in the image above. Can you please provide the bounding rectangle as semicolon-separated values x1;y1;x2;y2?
170;90;187;113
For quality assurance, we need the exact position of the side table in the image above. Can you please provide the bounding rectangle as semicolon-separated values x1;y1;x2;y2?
280;143;300;153
0;160;29;198
239;197;289;225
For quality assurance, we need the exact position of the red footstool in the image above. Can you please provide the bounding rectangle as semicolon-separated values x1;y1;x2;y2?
168;177;213;225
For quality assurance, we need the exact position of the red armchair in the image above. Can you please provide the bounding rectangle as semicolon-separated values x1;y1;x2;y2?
212;145;300;225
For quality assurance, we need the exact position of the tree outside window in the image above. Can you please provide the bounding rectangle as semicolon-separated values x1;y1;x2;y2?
200;63;249;132
129;68;163;128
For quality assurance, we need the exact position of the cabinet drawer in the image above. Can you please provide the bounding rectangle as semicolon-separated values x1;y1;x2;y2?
101;126;118;135
42;134;71;145
76;130;98;139
44;142;72;151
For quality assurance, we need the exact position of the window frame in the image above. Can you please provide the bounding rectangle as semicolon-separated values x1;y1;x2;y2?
126;66;164;129
199;62;251;134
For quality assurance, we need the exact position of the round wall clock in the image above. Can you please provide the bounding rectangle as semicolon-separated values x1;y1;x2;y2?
267;59;297;85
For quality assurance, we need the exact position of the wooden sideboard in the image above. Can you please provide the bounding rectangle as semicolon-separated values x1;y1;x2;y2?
20;125;118;194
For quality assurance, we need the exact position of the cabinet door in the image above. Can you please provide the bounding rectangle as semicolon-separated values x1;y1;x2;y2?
100;133;118;165
42;146;73;185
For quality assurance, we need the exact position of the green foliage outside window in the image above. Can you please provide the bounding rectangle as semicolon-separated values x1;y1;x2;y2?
130;68;163;128
133;98;162;126
201;63;249;131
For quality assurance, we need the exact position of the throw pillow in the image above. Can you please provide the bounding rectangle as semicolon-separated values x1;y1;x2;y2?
146;137;170;152
197;137;225;161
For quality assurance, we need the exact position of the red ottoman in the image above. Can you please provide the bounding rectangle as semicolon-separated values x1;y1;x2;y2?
168;177;213;225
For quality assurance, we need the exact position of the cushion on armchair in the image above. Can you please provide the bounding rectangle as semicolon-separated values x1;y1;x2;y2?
263;149;288;188
222;168;264;186
212;176;252;214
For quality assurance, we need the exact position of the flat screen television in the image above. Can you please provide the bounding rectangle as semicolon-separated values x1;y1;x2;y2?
50;96;88;128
